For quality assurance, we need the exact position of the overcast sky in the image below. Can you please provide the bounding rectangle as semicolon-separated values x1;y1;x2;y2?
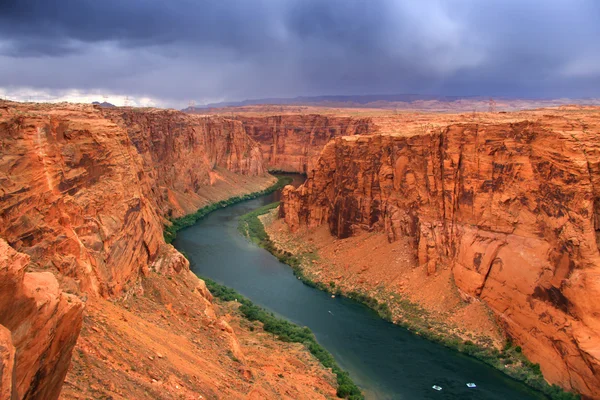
1;0;599;107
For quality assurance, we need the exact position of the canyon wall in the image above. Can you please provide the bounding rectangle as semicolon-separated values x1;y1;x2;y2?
239;114;374;173
0;239;83;400
106;109;268;217
0;103;268;297
1;104;163;298
0;101;273;398
281;118;600;397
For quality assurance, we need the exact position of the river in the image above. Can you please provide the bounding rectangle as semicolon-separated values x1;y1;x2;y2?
173;176;544;400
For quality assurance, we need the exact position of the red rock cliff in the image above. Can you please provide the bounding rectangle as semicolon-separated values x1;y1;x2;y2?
0;103;268;297
0;239;83;400
106;109;268;217
0;101;272;398
281;118;600;397
239;114;374;173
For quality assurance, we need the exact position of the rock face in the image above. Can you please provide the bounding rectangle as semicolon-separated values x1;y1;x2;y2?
0;101;272;399
106;109;268;217
0;324;15;400
1;104;165;297
281;118;600;397
60;267;337;400
239;115;374;173
0;103;268;297
0;239;83;400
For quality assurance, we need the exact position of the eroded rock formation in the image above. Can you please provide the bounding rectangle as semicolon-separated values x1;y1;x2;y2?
0;103;269;298
106;109;268;217
240;114;374;173
281;116;600;397
0;101;277;399
0;239;83;400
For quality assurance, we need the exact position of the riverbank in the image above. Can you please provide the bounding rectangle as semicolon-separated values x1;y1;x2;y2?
246;205;579;400
164;174;291;243
164;175;364;399
62;266;339;399
61;174;342;400
203;276;363;400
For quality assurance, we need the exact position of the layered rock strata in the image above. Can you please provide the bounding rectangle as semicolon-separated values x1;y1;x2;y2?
106;109;268;217
239;114;374;173
0;103;269;298
280;117;600;397
0;239;83;400
0;101;274;399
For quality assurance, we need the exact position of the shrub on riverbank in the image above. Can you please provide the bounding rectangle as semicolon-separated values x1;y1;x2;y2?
267;169;307;177
203;277;364;400
237;202;280;245
163;175;293;243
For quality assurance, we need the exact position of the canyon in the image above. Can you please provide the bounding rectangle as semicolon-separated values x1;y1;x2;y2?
277;107;600;398
0;101;336;399
2;99;600;399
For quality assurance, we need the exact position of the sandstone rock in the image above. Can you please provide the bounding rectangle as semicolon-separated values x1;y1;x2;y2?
0;325;16;400
150;245;190;275
0;102;275;399
0;104;165;296
0;239;83;400
106;109;268;218
281;118;600;397
240;114;374;173
0;103;269;298
194;278;213;303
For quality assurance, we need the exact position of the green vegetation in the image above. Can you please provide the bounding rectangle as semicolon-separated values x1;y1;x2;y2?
203;277;363;399
238;205;397;323
346;291;393;322
163;175;293;243
237;201;281;245
267;169;307;176
439;340;577;399
237;201;330;291
238;203;580;400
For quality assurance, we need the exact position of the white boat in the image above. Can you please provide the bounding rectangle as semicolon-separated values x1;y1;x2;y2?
466;382;477;388
432;385;442;391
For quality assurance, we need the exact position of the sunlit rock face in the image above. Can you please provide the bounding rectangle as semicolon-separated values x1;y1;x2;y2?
0;103;268;297
0;101;272;399
281;117;600;398
0;239;83;400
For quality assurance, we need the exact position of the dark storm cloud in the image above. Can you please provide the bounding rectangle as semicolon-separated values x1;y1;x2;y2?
0;0;281;54
0;0;599;105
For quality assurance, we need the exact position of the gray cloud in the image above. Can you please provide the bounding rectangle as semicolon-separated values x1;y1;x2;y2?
0;0;598;106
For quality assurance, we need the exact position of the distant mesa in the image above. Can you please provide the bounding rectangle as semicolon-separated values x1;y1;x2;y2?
202;94;466;108
92;101;117;108
183;94;461;112
181;94;600;113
